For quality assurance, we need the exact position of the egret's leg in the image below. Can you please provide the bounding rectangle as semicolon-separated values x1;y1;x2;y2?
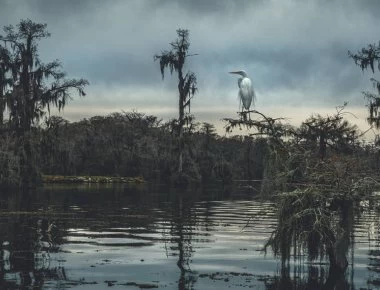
239;98;243;120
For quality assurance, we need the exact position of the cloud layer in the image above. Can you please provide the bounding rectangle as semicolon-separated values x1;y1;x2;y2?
0;0;379;135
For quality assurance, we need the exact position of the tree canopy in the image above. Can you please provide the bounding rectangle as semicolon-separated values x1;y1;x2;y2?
154;29;198;175
0;19;88;134
349;42;380;128
0;19;88;187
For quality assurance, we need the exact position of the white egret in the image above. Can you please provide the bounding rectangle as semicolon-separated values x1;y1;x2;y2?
229;70;256;113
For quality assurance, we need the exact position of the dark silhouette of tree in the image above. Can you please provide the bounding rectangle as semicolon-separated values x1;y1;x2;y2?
299;104;359;159
40;116;72;175
0;19;88;186
154;29;198;174
0;46;11;126
349;42;380;128
224;108;373;275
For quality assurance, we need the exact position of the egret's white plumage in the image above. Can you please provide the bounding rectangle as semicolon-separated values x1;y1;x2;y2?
229;70;256;112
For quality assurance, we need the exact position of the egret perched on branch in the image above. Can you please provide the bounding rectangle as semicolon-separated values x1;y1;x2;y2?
229;70;256;113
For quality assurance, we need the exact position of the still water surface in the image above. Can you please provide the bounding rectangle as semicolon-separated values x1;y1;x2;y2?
0;184;379;289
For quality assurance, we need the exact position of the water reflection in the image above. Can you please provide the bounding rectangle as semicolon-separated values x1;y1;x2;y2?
0;184;378;289
0;189;66;289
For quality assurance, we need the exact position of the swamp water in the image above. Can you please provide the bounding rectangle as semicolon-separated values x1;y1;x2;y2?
0;184;379;289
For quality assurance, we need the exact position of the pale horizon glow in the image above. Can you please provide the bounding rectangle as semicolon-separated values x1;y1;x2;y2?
52;101;376;141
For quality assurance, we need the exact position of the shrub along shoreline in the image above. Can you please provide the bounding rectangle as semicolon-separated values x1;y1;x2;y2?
42;175;144;184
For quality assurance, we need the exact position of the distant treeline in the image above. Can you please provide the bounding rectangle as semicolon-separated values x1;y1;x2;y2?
0;112;269;186
1;108;380;188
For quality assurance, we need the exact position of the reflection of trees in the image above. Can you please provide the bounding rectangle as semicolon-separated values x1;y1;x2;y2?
6;184;380;290
168;195;198;290
365;206;380;287
260;264;351;290
0;189;67;289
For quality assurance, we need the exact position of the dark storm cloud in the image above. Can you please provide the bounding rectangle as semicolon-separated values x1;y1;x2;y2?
150;0;266;14
29;0;105;15
0;0;107;19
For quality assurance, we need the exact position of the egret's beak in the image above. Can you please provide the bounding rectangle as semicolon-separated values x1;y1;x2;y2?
229;70;247;77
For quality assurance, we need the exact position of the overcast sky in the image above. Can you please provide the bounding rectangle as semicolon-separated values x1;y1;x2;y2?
0;0;379;136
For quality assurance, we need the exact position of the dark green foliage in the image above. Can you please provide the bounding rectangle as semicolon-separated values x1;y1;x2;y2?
298;104;359;159
349;42;380;128
225;108;377;271
224;110;294;142
0;19;88;187
0;19;88;134
265;188;336;262
0;132;19;187
35;112;269;184
364;91;380;129
264;154;373;269
41;112;160;177
349;42;380;73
